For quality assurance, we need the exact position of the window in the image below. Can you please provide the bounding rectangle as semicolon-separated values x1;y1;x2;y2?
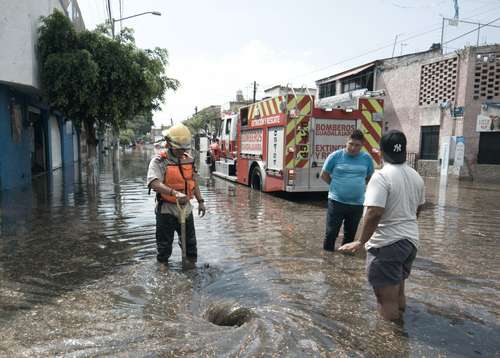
225;118;231;135
318;81;336;99
341;71;374;93
420;126;440;160
240;107;249;126
218;121;224;137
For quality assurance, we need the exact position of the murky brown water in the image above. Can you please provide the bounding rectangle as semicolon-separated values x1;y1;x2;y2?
0;147;499;357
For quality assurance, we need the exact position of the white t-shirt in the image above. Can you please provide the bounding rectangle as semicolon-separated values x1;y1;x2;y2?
364;163;425;250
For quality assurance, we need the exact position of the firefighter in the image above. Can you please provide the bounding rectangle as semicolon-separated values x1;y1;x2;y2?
209;138;221;160
207;138;220;172
147;123;206;265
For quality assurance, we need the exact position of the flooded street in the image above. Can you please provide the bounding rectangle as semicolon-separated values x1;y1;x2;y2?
0;147;499;357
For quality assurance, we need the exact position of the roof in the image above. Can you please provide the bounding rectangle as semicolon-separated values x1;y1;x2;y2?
263;85;316;93
316;46;442;84
316;61;376;84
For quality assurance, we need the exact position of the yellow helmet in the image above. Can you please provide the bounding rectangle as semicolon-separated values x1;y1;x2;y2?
163;123;192;149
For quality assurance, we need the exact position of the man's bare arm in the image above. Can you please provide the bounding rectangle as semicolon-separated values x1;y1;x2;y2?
149;179;188;204
338;206;385;253
150;178;174;196
416;204;424;219
320;170;331;185
355;206;384;246
193;180;206;217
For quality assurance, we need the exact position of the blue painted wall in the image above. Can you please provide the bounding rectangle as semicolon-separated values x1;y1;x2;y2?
43;110;52;172
0;85;32;190
0;84;80;191
61;118;75;166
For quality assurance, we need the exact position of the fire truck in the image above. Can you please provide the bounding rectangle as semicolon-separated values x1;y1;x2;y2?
210;88;384;192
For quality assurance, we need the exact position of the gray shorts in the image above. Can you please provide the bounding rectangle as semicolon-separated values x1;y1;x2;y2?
366;239;417;288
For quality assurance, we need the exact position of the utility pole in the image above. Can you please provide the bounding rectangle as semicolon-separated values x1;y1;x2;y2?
477;23;481;46
107;0;113;37
453;0;459;20
440;16;445;54
253;81;257;103
119;0;123;33
392;34;399;58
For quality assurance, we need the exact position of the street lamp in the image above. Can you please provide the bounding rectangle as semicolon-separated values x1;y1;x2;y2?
112;11;162;38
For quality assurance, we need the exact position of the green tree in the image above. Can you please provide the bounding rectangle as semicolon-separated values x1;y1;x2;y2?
37;10;179;165
183;106;221;138
118;113;154;144
119;128;135;146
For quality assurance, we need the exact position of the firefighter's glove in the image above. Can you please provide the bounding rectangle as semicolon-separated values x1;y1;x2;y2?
198;202;206;217
175;191;188;206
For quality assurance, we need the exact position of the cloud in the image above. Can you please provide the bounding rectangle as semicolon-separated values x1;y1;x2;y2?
154;40;317;126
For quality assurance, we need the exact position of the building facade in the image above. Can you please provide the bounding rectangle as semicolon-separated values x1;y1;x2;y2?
316;44;500;181
0;0;84;190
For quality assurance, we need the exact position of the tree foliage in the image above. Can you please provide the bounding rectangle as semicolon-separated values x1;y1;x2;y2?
120;113;154;143
119;128;135;146
37;10;179;158
183;106;221;138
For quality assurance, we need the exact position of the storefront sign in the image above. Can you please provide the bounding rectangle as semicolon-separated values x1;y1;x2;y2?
453;106;464;117
476;104;500;132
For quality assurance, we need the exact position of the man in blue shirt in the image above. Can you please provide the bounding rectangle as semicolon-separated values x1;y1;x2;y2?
321;129;374;251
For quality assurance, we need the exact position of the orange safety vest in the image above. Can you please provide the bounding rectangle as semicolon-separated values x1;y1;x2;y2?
159;150;196;203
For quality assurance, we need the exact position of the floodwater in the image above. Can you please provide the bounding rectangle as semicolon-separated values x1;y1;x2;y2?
0;147;499;357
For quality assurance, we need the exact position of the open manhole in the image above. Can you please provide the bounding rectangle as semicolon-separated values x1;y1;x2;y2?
204;303;254;327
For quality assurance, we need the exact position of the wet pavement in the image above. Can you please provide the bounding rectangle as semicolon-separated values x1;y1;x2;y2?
0;147;499;357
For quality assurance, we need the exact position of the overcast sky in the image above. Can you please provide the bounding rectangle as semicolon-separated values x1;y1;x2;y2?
77;0;500;127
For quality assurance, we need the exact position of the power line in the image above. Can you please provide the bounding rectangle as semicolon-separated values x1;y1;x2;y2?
259;2;500;89
443;16;500;44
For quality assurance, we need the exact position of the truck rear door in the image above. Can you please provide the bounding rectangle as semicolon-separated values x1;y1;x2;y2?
309;117;359;190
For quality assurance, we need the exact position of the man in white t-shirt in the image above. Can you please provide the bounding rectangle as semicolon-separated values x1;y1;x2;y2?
339;130;425;321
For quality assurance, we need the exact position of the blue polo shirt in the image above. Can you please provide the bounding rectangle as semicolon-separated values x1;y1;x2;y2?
322;149;374;205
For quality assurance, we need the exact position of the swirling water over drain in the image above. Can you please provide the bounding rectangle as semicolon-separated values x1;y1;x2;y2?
0;149;499;356
204;302;254;327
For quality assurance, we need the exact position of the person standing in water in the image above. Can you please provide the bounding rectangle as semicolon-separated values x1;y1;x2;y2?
339;130;425;321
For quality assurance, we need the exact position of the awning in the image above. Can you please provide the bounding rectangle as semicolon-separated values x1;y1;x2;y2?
316;62;375;84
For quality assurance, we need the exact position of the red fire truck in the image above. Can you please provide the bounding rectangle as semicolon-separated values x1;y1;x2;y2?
210;89;384;192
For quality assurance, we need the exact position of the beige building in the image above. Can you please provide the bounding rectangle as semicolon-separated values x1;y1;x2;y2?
316;44;500;181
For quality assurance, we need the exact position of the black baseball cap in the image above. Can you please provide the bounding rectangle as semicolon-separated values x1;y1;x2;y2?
380;130;407;164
